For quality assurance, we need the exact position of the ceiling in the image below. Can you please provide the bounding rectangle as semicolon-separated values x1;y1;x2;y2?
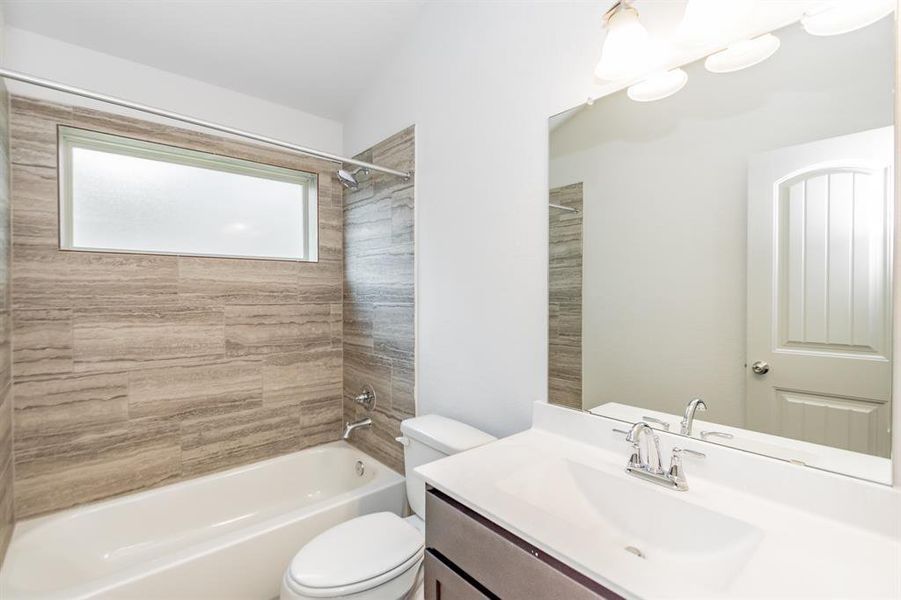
1;0;424;120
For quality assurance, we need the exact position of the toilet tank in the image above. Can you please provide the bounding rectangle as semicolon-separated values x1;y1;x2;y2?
399;415;496;519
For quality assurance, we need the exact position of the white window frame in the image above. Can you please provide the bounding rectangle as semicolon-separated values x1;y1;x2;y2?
58;126;319;262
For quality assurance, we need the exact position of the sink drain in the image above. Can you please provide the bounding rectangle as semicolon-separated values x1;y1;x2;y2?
624;546;645;559
355;460;365;476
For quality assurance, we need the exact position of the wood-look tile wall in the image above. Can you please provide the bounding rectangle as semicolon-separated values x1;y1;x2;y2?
10;96;345;518
343;127;415;473
0;82;13;564
548;183;583;410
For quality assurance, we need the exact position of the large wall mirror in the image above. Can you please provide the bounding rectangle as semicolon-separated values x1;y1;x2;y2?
548;5;896;483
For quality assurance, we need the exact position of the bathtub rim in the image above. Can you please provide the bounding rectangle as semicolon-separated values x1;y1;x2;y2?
1;441;406;600
14;440;401;528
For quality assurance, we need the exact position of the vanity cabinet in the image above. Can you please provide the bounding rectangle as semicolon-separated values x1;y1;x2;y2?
424;488;623;599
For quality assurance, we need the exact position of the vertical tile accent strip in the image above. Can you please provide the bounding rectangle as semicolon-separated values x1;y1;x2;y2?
548;183;583;410
0;79;12;566
343;127;415;473
8;96;344;518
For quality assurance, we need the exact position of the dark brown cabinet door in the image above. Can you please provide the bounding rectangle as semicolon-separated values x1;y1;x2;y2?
424;551;492;600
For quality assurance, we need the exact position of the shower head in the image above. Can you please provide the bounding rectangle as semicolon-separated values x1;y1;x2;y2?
336;169;358;189
337;167;369;189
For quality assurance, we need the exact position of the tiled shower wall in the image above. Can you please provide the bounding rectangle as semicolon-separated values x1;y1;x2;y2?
0;83;13;563
9;96;345;518
548;183;583;409
343;127;415;473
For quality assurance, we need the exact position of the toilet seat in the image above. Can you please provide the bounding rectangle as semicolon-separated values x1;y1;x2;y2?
284;512;424;599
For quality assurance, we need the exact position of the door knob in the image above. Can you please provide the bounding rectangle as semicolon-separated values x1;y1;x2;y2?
751;360;770;375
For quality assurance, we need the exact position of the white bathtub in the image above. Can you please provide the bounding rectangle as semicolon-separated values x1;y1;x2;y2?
0;441;406;600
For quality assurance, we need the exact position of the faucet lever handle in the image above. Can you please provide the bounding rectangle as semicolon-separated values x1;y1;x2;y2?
352;384;377;411
669;447;684;470
669;448;688;484
641;415;670;431
681;448;706;459
641;416;671;430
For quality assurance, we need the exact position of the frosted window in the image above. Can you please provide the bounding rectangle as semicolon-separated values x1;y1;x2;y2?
59;127;317;261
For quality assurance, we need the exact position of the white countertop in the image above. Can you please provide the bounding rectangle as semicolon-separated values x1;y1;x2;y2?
416;403;901;599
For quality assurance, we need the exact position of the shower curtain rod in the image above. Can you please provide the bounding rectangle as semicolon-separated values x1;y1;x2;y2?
0;67;411;179
549;203;579;213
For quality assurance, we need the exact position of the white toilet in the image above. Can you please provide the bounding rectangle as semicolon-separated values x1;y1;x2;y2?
280;415;496;600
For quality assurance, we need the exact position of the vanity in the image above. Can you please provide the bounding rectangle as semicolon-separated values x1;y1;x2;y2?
469;4;901;597
419;403;901;599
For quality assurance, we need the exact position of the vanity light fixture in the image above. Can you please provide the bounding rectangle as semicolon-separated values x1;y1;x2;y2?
800;0;895;37
704;33;781;74
626;68;688;102
674;0;756;46
594;1;665;81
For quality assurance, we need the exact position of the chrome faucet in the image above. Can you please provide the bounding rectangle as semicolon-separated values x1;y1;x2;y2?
626;421;663;474
680;398;707;436
624;421;703;491
352;384;376;411
343;384;376;440
342;417;372;440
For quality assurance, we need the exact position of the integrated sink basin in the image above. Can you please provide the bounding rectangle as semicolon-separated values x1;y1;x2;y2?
497;458;763;596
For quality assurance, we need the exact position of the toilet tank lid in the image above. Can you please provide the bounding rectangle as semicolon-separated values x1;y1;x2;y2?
400;414;496;455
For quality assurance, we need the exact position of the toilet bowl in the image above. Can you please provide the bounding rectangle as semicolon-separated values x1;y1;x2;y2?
280;415;495;600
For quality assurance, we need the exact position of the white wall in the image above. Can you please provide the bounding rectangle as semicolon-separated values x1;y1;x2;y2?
549;19;894;427
343;2;611;437
3;27;343;154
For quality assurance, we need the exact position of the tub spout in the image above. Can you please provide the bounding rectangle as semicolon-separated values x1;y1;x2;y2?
342;417;372;440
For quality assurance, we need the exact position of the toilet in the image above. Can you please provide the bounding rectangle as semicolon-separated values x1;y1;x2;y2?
280;415;496;600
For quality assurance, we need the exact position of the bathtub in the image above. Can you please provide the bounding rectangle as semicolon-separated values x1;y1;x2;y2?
0;441;406;600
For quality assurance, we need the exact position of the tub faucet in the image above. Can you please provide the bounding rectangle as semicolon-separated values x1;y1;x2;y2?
680;398;707;436
342;417;372;440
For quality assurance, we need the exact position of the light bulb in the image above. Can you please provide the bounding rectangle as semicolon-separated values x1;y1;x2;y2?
801;0;894;36
704;33;781;74
594;3;666;81
627;69;688;102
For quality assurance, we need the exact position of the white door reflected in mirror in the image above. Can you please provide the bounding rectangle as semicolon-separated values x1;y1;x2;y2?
747;127;893;459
